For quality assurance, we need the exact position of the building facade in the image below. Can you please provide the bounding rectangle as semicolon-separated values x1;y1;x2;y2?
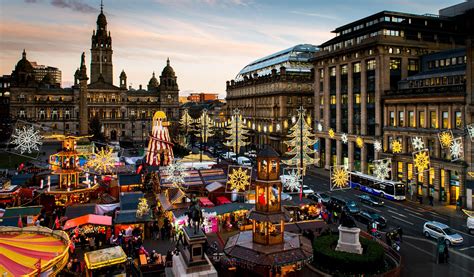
187;93;219;103
8;4;180;142
312;11;466;173
30;62;62;86
225;44;318;153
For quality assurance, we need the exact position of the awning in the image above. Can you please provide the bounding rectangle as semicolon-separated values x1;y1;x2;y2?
199;197;215;208
63;214;112;230
216;196;231;205
206;181;225;192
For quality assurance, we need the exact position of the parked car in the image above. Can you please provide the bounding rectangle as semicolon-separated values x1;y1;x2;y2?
344;200;360;215
307;192;330;205
302;185;315;196
328;196;347;213
358;194;385;206
423;221;463;245
468;217;474;235
355;210;387;229
237;156;252;166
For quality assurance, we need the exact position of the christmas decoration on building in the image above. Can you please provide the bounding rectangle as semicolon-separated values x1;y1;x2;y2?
317;122;323;132
146;111;174;166
374;140;382;152
136;198;150;218
412;149;430;175
411;136;425;151
282;167;302;192
328;128;335;139
165;161;187;188
9;124;43;155
341;133;348;144
330;165;350;191
282;106;318;175
226;165;252;193
450;137;464;161
224;108;250;154
356;136;364;148
438;130;454;149
373;158;391;180
466;123;474;142
86;147;115;174
391;139;402;154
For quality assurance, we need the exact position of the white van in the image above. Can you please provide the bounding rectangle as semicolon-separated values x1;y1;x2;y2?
237;156;252;166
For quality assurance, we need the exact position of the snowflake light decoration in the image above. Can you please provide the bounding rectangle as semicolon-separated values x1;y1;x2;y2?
466;124;474;142
328;128;335;139
411;137;425;151
330;165;350;191
10;125;43;154
317;123;323;132
373;159;391;180
391;140;402;154
413;150;430;174
450;137;464;161
438;130;453;149
87;147;115;174
165;162;187;187
283;168;302;192
356;137;364;148
374;140;382;152
226;166;251;193
341;133;348;144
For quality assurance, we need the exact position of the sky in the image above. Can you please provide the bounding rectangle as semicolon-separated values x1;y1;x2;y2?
0;0;462;97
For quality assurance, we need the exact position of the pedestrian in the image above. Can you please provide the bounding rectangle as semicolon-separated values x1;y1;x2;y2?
429;195;434;206
418;195;423;204
444;242;449;263
398;227;403;243
161;225;166;240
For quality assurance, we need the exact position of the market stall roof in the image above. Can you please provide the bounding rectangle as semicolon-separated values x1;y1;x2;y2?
180;153;214;162
65;203;96;220
282;197;316;207
84;246;127;270
200;169;227;185
119;192;144;211
216;196;231;205
0;206;42;226
63;214;112;230
118;174;141;186
203;202;253;215
157;189;188;211
114;210;153;224
199;197;215;207
206;182;224;192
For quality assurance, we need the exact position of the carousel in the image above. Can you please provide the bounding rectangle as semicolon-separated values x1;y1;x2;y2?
146;111;174;166
44;135;99;206
0;226;70;276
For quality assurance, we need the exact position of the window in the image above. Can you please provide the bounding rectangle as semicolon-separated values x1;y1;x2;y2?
341;65;348;75
398;111;404;127
319;68;324;78
353;62;361;73
330;67;336;77
354;94;361;104
366;59;376;70
418;111;425;128
390;59;401;70
407;163;413;181
455;111;462;128
389;111;395;126
408;111;415;127
430;111;437;128
442;111;449;129
330;95;336;105
408;59;418;72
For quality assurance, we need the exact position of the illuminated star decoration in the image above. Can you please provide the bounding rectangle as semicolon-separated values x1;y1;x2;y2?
331;165;350;191
450;137;464;161
391;140;402;154
356;137;364;148
87;147;115;174
373;159;391;180
413;149;430;174
283;168;302;192
165;161;187;188
341;133;348;144
411;137;425;151
10;125;43;154
328;128;335;139
227;166;251;193
374;140;382;152
438;130;453;149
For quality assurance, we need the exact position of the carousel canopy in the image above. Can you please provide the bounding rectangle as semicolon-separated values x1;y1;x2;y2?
63;214;112;230
0;206;42;227
65;203;96;220
84;246;127;270
0;226;70;276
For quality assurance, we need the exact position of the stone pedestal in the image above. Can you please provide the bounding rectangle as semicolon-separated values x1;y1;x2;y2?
335;225;363;254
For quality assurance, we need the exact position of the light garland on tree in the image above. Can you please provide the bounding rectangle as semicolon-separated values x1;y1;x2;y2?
330;165;350;191
282;106;318;175
136;198;150;218
413;149;430;174
282;168;302;192
196;109;214;143
391;139;402;154
10;125;43;154
224;108;250;154
411;136;425;151
438;130;453;149
373;159;391;180
86;147;115;174
450;137;464;161
226;166;251;193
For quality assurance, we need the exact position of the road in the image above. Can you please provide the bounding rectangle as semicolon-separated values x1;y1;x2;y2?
303;173;474;276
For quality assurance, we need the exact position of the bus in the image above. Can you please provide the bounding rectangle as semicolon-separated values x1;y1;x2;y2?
350;171;406;201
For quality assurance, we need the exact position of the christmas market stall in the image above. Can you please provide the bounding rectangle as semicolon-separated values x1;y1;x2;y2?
0;179;19;207
84;246;127;277
0;206;42;227
205;182;226;204
117;174;142;193
0;226;70;276
282;197;321;221
63;214;112;240
114;192;153;238
202;202;253;232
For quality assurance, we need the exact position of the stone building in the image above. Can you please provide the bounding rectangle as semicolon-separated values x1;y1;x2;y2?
8;4;180;142
225;44;318;153
312;10;466;172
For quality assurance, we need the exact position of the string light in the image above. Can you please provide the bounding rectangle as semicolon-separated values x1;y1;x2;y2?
224;108;250;153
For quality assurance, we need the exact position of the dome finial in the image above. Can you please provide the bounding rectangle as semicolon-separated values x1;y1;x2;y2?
153;71;155;77
22;49;26;59
167;57;170;66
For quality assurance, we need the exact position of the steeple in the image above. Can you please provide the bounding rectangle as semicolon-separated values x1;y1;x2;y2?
91;0;113;84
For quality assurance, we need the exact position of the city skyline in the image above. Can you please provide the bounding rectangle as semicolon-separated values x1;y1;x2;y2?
0;0;461;97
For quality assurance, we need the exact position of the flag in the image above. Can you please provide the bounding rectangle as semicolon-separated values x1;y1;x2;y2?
55;216;60;229
299;185;303;201
18;215;23;228
136;164;143;174
35;258;41;275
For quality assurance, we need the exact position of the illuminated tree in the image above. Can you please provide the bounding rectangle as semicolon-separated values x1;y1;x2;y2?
179;109;194;147
283;106;318;175
224;108;250;155
196;109;214;162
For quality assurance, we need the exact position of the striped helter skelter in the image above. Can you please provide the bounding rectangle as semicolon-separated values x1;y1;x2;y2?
146;116;174;166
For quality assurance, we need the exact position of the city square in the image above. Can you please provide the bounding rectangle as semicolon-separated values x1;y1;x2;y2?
0;0;474;276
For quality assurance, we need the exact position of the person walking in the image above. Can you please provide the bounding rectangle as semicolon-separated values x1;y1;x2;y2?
429;195;434;206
